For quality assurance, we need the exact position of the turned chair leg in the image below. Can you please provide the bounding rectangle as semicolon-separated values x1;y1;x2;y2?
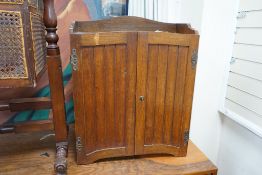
43;0;69;174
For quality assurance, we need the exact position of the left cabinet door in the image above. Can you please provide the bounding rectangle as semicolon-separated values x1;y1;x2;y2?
71;32;137;164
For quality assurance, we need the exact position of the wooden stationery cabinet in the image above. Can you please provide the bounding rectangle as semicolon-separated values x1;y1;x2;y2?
70;16;199;164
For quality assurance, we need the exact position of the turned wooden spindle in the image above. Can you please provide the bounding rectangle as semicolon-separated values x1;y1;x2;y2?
43;0;68;174
44;0;59;49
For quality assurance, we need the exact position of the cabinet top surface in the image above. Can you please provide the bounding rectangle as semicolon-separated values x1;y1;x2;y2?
71;16;198;35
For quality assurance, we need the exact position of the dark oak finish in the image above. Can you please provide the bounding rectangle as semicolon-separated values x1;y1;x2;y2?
0;127;218;175
0;0;68;174
0;97;51;112
135;31;199;157
73;16;196;34
71;31;137;164
44;0;68;173
71;17;199;164
0;120;53;134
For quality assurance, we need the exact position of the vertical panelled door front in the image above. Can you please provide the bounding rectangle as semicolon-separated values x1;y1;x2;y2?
72;32;137;164
71;17;199;164
135;32;198;156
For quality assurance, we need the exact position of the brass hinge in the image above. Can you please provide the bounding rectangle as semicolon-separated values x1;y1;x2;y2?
70;48;78;71
184;131;190;145
76;137;83;152
192;50;198;69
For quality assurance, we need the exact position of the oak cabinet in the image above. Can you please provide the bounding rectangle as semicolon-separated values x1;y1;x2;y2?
70;16;199;164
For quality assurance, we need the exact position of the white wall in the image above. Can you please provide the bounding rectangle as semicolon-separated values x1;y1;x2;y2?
129;1;262;174
217;116;262;175
188;0;239;163
182;1;262;175
216;1;262;174
180;0;204;32
128;0;181;22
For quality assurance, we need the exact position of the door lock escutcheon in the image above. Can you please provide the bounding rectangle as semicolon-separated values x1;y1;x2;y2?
139;96;145;102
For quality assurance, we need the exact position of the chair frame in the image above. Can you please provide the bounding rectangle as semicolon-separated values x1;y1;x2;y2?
0;0;68;174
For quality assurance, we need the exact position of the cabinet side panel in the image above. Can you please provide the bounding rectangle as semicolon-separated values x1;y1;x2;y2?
180;37;199;146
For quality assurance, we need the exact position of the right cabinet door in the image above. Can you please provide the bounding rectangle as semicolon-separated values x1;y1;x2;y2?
135;32;198;156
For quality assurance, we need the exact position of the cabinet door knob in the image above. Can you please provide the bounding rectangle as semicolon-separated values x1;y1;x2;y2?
139;96;145;102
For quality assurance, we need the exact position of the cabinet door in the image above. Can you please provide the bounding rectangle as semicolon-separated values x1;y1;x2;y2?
71;32;137;164
135;32;199;156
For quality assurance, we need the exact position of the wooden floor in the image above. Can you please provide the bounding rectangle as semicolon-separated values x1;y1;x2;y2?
0;128;217;175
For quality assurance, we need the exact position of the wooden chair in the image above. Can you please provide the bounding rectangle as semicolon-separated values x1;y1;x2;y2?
0;0;68;174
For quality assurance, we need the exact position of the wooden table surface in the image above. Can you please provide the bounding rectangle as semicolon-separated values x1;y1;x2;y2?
0;128;217;175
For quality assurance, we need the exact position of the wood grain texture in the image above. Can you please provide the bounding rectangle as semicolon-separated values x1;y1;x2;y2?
104;45;116;148
44;0;68;144
94;46;106;149
0;120;54;134
135;31;192;156
153;45;168;144
82;47;96;153
125;33;137;155
148;32;195;46
74;17;196;34
163;46;178;145
71;36;86;162
115;44;127;147
71;33;136;164
135;32;149;154
44;1;69;173
46;53;68;142
144;45;158;145
172;47;188;147
180;37;199;145
0;127;217;175
71;17;199;163
0;97;51;112
73;16;177;33
75;32;127;46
